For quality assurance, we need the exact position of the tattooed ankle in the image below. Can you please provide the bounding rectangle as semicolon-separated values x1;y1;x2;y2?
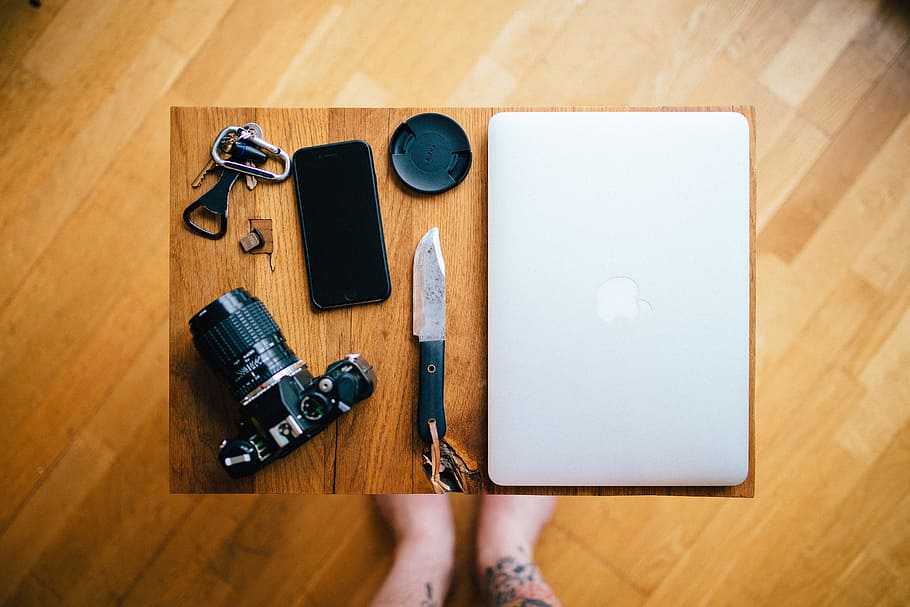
483;546;560;607
419;582;439;607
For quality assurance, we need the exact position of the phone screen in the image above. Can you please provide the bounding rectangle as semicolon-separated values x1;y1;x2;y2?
292;141;391;309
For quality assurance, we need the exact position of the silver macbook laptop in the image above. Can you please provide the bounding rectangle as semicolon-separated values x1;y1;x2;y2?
487;111;750;486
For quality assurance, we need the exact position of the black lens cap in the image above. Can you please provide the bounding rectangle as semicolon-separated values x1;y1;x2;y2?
390;112;472;194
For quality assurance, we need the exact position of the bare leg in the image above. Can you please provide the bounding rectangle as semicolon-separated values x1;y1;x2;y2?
369;494;455;607
475;496;563;607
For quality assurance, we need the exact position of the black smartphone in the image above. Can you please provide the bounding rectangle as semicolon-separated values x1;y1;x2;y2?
292;140;392;309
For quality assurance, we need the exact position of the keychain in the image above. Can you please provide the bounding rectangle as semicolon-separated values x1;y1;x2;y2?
183;123;289;240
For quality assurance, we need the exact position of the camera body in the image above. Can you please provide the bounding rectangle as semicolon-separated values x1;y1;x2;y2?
189;288;376;478
218;354;374;478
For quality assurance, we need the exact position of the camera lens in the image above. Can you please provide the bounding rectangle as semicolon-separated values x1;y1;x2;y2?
189;288;301;399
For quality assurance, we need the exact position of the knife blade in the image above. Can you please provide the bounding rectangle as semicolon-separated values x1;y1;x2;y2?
413;227;446;443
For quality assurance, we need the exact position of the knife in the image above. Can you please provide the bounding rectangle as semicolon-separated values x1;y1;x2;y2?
413;227;446;443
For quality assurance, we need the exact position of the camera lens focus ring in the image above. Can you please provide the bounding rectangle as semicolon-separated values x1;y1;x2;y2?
190;289;301;399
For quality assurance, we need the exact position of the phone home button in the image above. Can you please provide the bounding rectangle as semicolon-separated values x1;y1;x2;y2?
343;290;357;302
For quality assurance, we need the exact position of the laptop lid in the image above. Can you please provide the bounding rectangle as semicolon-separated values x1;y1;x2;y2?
487;111;750;486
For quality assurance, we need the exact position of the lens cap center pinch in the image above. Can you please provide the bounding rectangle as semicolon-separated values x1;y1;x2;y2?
390;112;472;194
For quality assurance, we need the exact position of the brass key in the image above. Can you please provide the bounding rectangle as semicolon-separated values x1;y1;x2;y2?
191;157;217;188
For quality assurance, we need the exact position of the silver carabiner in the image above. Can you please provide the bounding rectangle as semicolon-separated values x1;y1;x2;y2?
211;126;291;182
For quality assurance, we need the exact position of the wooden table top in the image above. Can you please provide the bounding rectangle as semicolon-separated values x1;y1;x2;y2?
169;106;754;496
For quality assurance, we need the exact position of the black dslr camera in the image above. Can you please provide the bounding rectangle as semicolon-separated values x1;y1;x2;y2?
189;288;376;478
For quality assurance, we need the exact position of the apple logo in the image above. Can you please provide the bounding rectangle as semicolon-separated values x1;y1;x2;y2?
596;277;652;322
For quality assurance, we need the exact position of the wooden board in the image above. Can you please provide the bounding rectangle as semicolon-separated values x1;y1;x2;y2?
169;106;755;495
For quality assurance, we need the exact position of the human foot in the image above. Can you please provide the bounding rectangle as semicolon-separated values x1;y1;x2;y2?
475;495;562;607
370;495;455;607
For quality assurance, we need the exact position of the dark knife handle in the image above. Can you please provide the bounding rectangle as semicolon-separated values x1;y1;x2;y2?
417;340;446;443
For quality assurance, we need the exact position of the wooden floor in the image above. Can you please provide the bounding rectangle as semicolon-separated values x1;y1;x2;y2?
1;0;908;605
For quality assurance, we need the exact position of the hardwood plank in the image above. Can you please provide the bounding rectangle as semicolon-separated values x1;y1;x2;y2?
484;0;579;81
0;98;171;526
0;192;163;409
724;0;816;78
759;273;879;451
829;552;907;605
173;0;335;107
512;3;653;105
758;109;910;374
753;251;790;368
764;421;910;605
0;69;50;144
5;574;64;607
266;4;348;106
755;111;829;231
360;3;521;103
760;43;910;262
604;0;701;49
154;0;234;59
835;281;910;464
0;31;185;306
447;56;518;106
199;495;367;607
333;70;393;106
552;496;719;595
0;241;167;531
628;0;757;103
800;5;906;135
843;263;910;383
447;0;579;105
536;522;646;606
12;404;193;606
0;0;62;87
852;202;910;293
119;494;260;607
0;433;119;605
858;292;910;393
267;1;408;107
844;486;910;605
301;501;395;607
22;0;169;87
0;321;168;604
759;0;878;107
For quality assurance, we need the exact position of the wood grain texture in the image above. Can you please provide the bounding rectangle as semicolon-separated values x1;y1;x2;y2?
1;0;908;605
170;106;755;496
